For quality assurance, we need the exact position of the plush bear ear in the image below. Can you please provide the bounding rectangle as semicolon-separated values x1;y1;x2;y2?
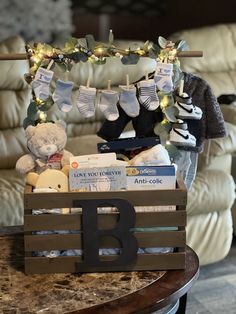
26;172;39;187
25;125;36;139
55;120;66;130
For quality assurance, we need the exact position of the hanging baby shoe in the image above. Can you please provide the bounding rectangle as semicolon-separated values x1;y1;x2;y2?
169;122;196;147
174;93;202;120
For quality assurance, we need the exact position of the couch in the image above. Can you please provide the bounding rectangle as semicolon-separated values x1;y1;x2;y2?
170;23;236;264
0;33;235;266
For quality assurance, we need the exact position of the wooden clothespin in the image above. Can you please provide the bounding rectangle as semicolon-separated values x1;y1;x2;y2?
86;77;90;88
107;79;111;91
47;59;54;71
126;74;130;89
178;79;184;96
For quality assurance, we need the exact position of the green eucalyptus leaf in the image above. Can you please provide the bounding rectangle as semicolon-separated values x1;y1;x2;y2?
94;58;107;65
27;102;38;119
121;53;140;65
152;43;161;55
55;62;67;72
175;40;189;51
173;63;184;89
85;34;96;52
143;40;150;52
68;51;88;63
77;38;87;49
158;36;167;48
163;106;178;123
23;117;35;129
154;121;172;143
24;73;33;84
66;63;74;72
148;48;157;59
40;59;51;68
43;44;53;55
165;143;180;161
64;37;78;52
39;96;54;111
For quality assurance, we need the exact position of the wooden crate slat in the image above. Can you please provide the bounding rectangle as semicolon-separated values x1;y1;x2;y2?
136;231;186;247
24;214;81;231
24;211;186;231
24;187;187;209
25;252;186;274
24;230;186;251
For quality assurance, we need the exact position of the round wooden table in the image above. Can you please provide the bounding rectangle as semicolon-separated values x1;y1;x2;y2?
0;226;199;314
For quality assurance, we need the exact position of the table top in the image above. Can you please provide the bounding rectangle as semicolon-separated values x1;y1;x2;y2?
0;226;199;314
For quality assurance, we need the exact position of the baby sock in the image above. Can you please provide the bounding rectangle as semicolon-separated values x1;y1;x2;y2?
98;90;119;121
52;79;74;112
76;85;96;118
154;62;173;93
137;79;159;110
32;67;54;100
119;85;140;117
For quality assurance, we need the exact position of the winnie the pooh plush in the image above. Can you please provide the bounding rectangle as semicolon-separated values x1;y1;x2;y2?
27;168;70;214
16;120;73;175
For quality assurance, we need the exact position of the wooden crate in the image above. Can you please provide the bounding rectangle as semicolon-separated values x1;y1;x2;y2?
24;175;187;274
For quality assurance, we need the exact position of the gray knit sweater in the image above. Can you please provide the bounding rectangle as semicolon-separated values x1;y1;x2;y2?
183;72;226;152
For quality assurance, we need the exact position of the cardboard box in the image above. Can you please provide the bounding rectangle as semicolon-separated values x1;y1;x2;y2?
69;166;127;191
70;153;117;169
126;165;176;190
97;136;160;161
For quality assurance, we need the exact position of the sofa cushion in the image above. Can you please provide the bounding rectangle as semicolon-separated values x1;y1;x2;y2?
221;104;236;125
169;24;236;97
0;36;29;91
0;169;25;226
209;122;236;156
187;209;233;265
187;169;235;216
197;121;236;171
66;134;105;156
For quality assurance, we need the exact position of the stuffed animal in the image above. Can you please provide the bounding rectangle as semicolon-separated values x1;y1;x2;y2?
27;168;70;214
16;120;73;175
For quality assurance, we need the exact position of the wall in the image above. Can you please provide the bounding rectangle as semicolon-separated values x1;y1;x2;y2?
72;0;236;41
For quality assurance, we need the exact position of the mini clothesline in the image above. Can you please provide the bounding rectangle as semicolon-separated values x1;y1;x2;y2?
0;51;203;60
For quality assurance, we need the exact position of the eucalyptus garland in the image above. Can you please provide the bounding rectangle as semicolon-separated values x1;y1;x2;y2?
23;33;189;159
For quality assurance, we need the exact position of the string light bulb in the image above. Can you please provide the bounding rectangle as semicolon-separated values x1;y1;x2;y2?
39;111;47;122
160;95;169;108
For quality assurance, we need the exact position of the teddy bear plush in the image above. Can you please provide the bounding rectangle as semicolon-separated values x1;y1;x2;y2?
16;120;73;175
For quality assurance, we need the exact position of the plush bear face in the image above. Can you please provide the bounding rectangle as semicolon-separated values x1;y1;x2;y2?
34;169;68;192
26;121;67;159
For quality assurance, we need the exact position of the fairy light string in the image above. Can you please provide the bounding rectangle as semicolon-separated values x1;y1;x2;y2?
20;32;202;159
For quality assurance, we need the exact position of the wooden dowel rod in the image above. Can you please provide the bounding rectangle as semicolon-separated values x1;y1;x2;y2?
177;51;203;57
0;53;28;60
0;50;203;61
